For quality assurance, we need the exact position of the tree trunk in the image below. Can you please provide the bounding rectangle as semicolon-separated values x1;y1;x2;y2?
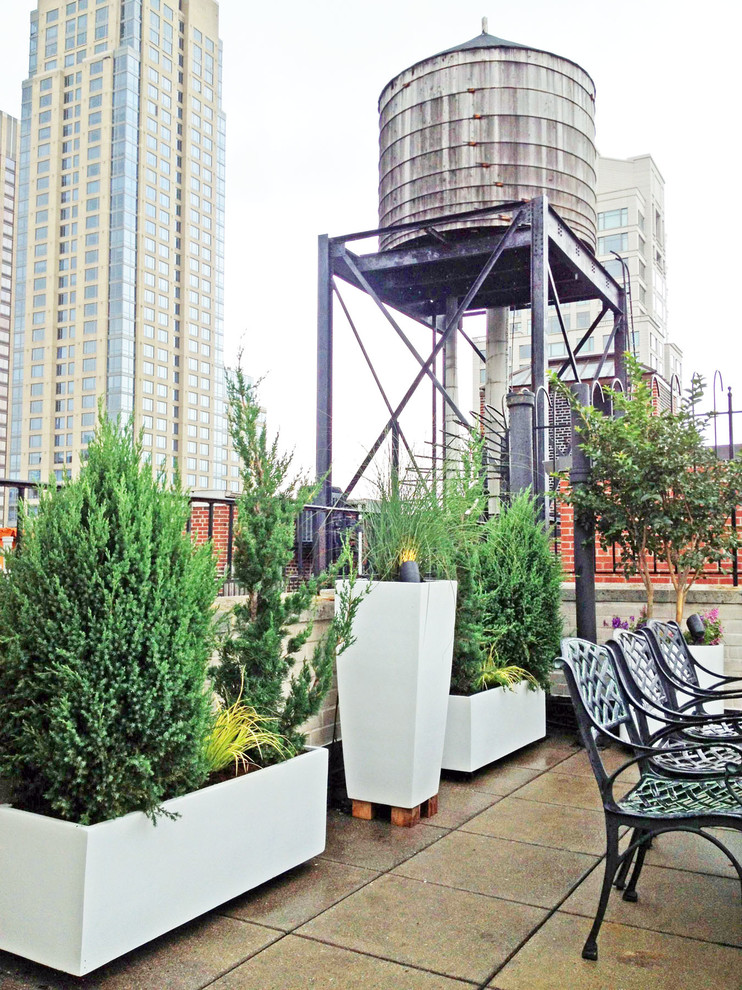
639;553;654;617
646;579;654;619
675;585;686;624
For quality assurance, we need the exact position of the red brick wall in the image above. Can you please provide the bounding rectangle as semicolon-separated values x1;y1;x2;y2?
556;491;742;586
190;502;234;572
188;501;313;589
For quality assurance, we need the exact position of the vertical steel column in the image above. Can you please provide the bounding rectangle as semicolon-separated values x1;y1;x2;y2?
729;387;738;587
443;295;460;476
530;197;549;511
431;321;438;486
506;392;535;496
614;287;628;391
570;383;596;641
485;306;509;514
316;234;333;573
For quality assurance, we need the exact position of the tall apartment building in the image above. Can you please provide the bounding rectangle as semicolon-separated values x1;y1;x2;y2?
594;155;681;386
472;153;682;398
1;113;19;512
8;0;227;518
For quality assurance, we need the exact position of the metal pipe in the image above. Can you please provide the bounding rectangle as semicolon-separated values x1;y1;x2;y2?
316;234;333;573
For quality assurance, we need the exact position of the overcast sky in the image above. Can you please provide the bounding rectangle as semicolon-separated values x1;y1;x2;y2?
1;0;740;488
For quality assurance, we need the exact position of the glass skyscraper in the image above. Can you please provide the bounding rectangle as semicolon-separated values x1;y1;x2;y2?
9;0;226;517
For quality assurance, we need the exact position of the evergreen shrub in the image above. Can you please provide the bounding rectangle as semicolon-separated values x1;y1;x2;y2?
0;415;217;825
451;492;562;694
211;369;357;753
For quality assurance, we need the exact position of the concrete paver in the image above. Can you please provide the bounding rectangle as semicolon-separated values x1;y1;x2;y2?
319;808;448;871
297;873;546;984
218;857;378;931
561;862;742;946
1;734;739;990
490;911;742;990
461;795;610;856
207;936;475;990
392;830;600;908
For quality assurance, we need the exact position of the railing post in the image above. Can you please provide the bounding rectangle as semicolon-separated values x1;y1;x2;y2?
729;386;738;587
570;384;596;641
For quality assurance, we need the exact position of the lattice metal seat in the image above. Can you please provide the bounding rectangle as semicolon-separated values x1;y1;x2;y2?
613;630;742;749
645;619;742;702
560;638;742;962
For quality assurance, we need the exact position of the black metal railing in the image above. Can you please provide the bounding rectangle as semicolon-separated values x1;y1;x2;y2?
0;480;362;594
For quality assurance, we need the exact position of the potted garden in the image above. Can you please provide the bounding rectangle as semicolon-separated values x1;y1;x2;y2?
684;609;725;716
441;490;559;773
0;374;347;977
336;466;458;824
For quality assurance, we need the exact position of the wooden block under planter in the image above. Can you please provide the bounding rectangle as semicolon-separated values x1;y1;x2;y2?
351;794;438;827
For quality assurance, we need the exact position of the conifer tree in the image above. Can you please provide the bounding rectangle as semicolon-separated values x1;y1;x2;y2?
0;414;217;825
211;369;354;752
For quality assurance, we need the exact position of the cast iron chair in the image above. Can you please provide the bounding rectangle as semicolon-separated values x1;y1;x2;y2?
645;619;742;700
608;632;742;892
559;638;742;961
611;630;742;751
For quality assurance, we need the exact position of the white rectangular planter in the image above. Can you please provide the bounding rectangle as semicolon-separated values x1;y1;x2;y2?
337;579;456;809
442;682;546;773
0;746;328;977
687;643;725;717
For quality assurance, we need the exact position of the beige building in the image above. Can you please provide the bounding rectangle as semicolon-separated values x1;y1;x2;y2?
472;153;682;396
1;112;19;513
8;0;227;518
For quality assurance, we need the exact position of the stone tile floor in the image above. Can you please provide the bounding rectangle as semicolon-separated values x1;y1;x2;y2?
1;732;740;990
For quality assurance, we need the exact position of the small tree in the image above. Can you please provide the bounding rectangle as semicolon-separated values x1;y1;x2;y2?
558;356;742;621
475;493;562;691
0;415;217;825
444;437;489;695
211;369;355;753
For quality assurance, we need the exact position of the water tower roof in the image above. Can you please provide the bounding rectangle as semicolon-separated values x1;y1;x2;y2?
436;30;529;56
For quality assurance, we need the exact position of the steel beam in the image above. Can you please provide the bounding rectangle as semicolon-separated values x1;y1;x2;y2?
558;302;610;380
546;209;622;312
530;197;549;505
570;383;596;641
548;266;580;382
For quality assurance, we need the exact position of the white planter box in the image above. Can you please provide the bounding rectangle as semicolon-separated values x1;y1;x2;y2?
687;643;725;717
0;746;328;977
442;682;546;773
337;579;456;809
621;643;727;741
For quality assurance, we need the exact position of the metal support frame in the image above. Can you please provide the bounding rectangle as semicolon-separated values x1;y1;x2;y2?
316;197;625;544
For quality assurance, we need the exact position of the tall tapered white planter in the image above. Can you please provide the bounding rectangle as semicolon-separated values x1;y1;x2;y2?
442;681;546;773
337;580;456;809
0;747;327;977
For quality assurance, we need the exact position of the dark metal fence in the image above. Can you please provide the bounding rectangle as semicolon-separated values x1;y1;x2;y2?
551;373;742;586
0;479;362;595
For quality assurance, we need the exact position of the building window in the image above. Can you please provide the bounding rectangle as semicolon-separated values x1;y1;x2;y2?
597;208;628;231
597;232;628;255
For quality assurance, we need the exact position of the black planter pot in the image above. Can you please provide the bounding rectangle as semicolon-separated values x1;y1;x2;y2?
398;560;421;583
